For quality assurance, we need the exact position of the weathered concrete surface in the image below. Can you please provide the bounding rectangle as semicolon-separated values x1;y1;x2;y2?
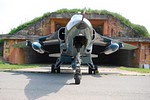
0;71;150;100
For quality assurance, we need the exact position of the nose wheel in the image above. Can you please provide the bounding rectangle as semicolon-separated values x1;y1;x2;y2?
74;68;82;84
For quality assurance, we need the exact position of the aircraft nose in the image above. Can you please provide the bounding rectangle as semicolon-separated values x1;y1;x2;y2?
76;22;87;29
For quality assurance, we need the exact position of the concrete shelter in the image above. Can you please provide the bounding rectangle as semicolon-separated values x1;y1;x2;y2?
1;13;150;67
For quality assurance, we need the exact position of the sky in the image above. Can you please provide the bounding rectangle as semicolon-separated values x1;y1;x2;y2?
0;0;150;34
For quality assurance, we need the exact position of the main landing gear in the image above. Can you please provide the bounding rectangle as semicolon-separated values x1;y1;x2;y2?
51;61;98;85
51;64;60;73
88;63;98;74
51;64;98;85
51;59;62;73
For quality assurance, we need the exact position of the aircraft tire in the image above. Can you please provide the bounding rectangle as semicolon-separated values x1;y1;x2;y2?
51;64;61;73
93;65;98;74
57;67;60;73
51;64;55;73
74;73;81;84
88;67;92;74
88;66;98;74
75;78;80;84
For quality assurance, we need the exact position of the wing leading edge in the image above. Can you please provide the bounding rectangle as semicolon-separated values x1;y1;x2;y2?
94;33;137;50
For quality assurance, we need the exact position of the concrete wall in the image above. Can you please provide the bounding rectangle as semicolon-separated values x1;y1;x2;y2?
107;15;135;37
3;39;25;64
15;17;51;36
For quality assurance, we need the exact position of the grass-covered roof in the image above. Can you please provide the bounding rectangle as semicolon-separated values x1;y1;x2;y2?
8;8;150;37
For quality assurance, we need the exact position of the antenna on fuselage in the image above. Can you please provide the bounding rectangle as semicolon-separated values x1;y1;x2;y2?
81;7;87;21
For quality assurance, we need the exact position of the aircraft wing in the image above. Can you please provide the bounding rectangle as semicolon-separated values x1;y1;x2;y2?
94;33;137;50
13;32;59;48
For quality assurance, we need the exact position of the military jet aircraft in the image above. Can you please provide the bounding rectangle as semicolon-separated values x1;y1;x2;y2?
25;13;136;84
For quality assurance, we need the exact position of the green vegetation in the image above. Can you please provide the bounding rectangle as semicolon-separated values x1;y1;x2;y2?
8;12;50;35
132;24;149;37
102;11;149;37
8;8;150;37
0;61;39;70
9;16;42;35
55;8;102;14
0;39;4;44
119;67;150;73
0;52;3;56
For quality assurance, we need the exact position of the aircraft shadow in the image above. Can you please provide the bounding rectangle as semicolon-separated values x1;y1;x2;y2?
9;67;119;100
11;72;73;100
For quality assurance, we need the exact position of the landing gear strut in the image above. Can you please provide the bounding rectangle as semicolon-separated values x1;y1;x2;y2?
88;63;98;74
72;51;82;84
51;64;60;73
51;58;62;73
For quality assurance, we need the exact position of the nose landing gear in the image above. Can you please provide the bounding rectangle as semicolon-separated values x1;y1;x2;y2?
74;68;82;84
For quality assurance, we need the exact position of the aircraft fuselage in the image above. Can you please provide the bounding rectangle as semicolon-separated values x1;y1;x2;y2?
59;14;95;59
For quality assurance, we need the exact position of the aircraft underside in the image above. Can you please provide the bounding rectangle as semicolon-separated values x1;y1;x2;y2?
51;55;98;84
51;36;98;84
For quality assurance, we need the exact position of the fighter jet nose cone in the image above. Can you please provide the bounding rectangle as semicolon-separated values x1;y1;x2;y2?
76;22;87;29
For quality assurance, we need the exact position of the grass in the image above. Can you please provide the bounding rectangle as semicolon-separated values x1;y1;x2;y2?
119;67;150;73
0;60;39;70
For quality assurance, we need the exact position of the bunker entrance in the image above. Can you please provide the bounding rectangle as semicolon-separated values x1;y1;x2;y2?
25;44;134;67
92;46;134;67
24;45;60;64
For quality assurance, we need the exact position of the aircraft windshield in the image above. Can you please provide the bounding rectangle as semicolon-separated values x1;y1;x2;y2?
71;14;83;20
